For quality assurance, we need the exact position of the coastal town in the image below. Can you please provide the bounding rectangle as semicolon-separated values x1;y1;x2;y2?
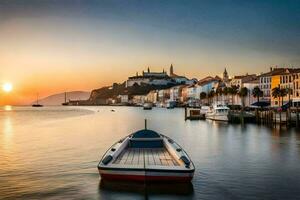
67;64;300;110
62;64;300;127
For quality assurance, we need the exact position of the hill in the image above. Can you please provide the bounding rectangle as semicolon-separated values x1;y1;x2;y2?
35;91;90;105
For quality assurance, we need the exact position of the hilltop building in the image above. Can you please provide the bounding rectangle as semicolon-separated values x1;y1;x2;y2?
223;68;229;83
126;64;192;87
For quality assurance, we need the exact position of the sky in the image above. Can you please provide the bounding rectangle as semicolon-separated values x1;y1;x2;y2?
0;0;299;105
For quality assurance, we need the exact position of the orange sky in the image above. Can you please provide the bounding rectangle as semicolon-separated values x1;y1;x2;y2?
1;2;299;105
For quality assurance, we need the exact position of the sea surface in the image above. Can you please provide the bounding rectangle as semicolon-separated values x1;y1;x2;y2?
0;105;300;200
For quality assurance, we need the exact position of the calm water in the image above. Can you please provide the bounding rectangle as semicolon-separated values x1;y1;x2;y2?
0;106;300;200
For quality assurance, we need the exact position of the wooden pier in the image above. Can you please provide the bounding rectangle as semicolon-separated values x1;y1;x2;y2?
184;107;205;120
254;108;300;128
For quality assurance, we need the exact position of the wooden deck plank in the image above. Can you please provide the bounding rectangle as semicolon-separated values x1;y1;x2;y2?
113;147;179;167
121;149;130;164
159;149;168;166
163;149;174;166
139;148;144;165
123;149;131;164
148;149;155;165
153;149;162;165
132;149;139;165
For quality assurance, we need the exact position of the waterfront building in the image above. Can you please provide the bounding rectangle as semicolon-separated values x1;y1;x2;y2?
146;90;158;104
230;74;257;88
131;95;146;105
181;86;189;103
157;88;171;104
187;85;197;99
270;68;300;107
258;67;286;103
195;76;221;98
293;71;300;106
117;94;129;104
169;85;186;102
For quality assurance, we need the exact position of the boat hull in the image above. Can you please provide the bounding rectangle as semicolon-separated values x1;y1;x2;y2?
98;168;194;182
206;114;228;121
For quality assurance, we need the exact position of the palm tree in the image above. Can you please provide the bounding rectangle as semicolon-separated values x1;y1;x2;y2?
272;86;281;107
228;85;239;105
223;87;229;103
200;92;207;105
252;86;263;105
285;87;292;107
216;87;223;102
208;90;215;105
239;87;249;108
279;88;287;107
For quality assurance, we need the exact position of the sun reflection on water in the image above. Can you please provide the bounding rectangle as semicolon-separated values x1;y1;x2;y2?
1;116;13;152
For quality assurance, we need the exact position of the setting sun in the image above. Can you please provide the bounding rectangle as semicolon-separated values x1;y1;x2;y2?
2;83;13;93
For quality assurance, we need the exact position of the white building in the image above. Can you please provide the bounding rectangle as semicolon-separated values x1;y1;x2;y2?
230;74;257;88
169;85;186;102
117;94;129;103
132;95;146;105
195;76;221;99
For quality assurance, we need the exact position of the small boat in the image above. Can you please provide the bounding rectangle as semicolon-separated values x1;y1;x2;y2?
143;102;153;110
98;120;195;182
166;101;176;109
32;93;43;107
205;103;229;121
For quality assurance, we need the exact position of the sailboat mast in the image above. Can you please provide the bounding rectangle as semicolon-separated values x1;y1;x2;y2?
36;93;39;104
64;92;67;103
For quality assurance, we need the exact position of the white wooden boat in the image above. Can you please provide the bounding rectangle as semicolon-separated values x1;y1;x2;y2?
205;103;229;121
98;122;194;182
143;103;153;110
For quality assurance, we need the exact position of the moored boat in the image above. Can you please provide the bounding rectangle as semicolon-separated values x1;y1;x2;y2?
143;102;153;110
205;103;229;121
166;101;176;109
98;121;195;182
32;93;43;107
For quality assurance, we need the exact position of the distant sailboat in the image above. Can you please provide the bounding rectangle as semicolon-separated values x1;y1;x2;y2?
62;92;68;106
32;93;43;107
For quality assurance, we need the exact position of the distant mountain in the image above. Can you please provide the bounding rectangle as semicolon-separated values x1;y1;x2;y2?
35;91;90;105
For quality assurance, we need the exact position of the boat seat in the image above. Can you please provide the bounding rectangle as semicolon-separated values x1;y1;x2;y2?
129;138;164;148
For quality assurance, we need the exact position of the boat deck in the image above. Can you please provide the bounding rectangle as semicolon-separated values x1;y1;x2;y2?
113;148;180;166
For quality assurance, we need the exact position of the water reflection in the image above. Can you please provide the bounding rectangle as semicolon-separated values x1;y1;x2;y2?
1;116;13;151
4;105;12;111
0;106;300;200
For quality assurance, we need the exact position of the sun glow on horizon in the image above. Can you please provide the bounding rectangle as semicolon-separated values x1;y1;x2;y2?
2;83;13;93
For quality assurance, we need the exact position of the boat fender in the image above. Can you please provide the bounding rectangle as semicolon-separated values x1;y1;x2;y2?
111;148;116;152
102;155;113;165
168;139;174;144
176;148;182;152
180;156;190;167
